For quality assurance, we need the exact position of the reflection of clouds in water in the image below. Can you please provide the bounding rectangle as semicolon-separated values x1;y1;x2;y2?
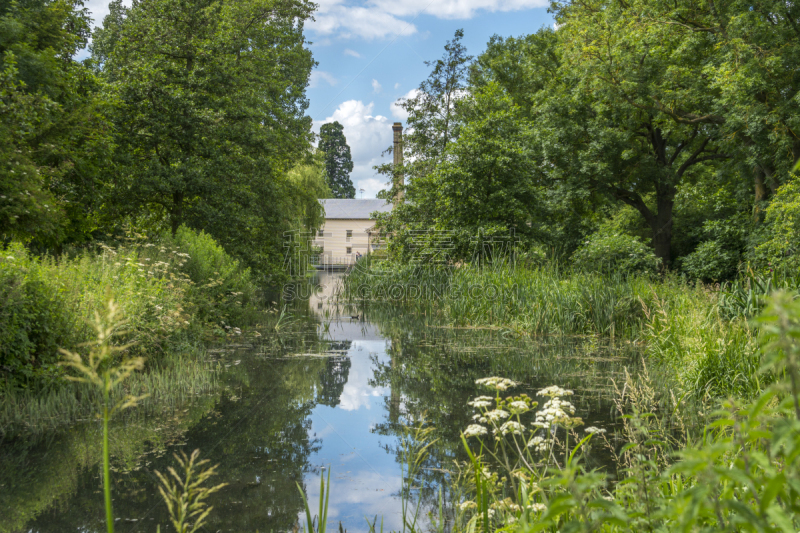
338;341;387;411
301;470;404;533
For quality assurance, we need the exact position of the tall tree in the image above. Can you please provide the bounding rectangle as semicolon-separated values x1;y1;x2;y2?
318;121;354;199
485;17;731;267
0;0;112;245
95;0;316;277
396;29;473;172
374;29;474;248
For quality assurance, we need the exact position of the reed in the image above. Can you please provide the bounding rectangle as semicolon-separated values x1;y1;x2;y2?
345;261;761;400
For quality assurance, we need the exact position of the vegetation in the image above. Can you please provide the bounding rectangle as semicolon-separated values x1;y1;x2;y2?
319;121;356;199
0;226;258;429
376;3;800;279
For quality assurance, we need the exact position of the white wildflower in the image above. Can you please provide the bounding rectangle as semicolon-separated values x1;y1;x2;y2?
498;421;524;436
459;501;477;511
508;400;530;414
528;503;546;513
464;425;488;437
475;377;519;391
537;385;573;398
585;427;607;435
527;436;548;452
485;409;510;422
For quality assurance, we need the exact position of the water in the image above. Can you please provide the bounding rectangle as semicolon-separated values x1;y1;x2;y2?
0;273;640;533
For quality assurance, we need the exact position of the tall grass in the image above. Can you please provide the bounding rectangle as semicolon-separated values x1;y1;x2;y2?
345;261;761;400
0;227;258;429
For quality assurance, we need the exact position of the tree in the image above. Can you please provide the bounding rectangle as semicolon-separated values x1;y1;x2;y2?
95;0;317;277
318;121;354;199
374;30;475;253
0;0;112;246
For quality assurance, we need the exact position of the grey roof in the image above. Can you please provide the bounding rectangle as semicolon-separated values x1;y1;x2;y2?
319;199;393;219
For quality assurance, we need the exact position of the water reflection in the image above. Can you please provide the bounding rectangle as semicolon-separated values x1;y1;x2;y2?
1;271;640;533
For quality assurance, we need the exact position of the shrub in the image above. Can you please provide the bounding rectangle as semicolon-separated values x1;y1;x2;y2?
0;226;254;389
155;226;257;324
681;240;740;281
572;230;659;275
751;177;800;274
0;243;75;387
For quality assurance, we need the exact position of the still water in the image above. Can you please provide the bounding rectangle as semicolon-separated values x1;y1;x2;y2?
1;273;639;533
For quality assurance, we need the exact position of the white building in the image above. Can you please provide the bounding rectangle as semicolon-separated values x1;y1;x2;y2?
316;199;393;267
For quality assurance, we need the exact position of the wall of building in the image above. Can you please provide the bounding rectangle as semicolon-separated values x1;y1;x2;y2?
315;218;376;265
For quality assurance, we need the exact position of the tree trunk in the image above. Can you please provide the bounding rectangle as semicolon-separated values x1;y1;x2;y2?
650;188;675;270
170;190;184;235
754;166;767;223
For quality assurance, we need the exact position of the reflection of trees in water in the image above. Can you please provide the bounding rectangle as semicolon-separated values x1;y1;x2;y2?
367;314;640;517
317;353;352;407
13;330;339;532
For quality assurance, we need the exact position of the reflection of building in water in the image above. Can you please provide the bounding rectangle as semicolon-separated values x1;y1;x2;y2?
315;199;392;267
308;271;345;316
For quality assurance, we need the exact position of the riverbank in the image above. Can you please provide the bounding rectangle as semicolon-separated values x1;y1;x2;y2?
344;261;765;400
0;227;262;434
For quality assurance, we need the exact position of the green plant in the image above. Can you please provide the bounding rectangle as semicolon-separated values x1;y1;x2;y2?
155;449;227;533
572;231;659;276
58;299;147;533
297;468;331;533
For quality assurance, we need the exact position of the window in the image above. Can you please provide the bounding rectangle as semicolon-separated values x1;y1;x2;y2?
346;247;352;255
346;230;353;242
318;229;324;237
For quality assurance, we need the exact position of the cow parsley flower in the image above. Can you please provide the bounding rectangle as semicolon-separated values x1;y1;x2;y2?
464;424;488;437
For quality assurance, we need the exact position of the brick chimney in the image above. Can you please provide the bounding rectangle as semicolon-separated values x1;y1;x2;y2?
392;122;404;203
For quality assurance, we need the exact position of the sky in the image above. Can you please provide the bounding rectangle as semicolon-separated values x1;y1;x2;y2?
80;0;554;198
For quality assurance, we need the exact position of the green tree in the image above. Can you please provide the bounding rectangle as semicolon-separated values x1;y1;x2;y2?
318;121;354;199
96;0;316;278
395;29;473;176
0;0;112;245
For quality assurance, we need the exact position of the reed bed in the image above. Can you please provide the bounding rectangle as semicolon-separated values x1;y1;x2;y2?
345;262;762;400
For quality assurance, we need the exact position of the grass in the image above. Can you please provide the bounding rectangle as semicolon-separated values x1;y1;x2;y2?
0;226;261;432
344;260;762;400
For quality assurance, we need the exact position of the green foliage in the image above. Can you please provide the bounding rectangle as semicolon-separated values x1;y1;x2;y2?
441;292;800;532
572;230;659;276
0;242;73;385
0;228;256;390
318;122;355;199
0;55;65;242
157;226;256;325
0;0;112;245
96;0;316;278
682;240;740;282
751;177;800;274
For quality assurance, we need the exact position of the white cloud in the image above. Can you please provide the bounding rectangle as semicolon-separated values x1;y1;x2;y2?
308;0;546;40
343;48;362;57
84;0;131;28
390;89;419;121
310;70;339;88
371;79;382;93
310;0;417;40
373;0;548;19
314;100;394;199
394;82;400;89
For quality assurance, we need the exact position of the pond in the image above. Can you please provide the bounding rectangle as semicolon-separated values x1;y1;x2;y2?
0;272;641;533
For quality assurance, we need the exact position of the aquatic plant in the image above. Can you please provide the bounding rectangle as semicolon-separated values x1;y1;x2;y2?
297;468;331;533
452;291;800;531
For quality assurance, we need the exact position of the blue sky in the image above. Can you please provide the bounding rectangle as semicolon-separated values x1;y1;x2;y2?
82;0;554;198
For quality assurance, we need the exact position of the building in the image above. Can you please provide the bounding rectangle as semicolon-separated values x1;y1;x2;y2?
315;198;392;267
